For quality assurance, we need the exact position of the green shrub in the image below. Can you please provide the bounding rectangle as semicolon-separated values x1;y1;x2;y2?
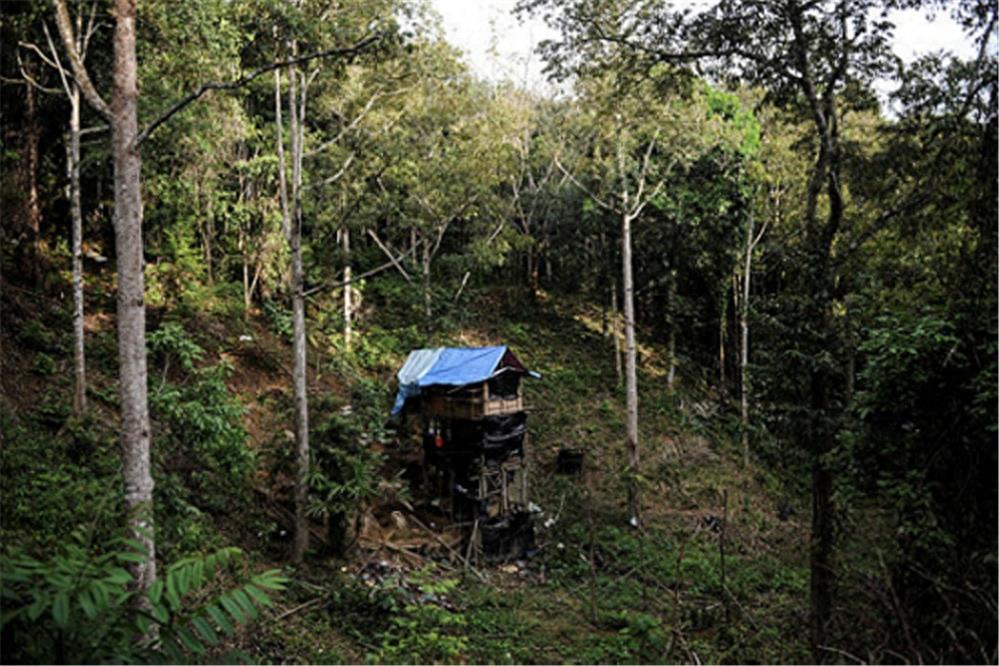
149;323;253;519
262;299;293;340
371;572;468;664
18;320;58;352
31;352;57;376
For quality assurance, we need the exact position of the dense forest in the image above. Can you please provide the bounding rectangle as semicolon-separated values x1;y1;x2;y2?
1;0;996;663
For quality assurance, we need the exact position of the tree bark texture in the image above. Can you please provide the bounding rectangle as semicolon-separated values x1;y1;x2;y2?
342;227;352;349
718;289;727;390
111;0;156;593
24;76;43;250
275;69;291;243
422;240;432;332
666;267;677;391
621;210;640;526
809;358;834;659
740;215;753;467
611;278;622;385
288;58;311;565
67;83;86;415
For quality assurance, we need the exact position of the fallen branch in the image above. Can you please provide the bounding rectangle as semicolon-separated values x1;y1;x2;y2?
406;514;487;584
273;596;328;621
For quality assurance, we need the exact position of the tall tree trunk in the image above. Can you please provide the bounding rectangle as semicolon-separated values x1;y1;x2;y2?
622;209;640;526
238;166;251;311
196;184;213;284
66;83;86;416
342;226;352;349
810;358;834;660
618;124;639;525
666;266;677;391
526;243;535;290
288;58;311;565
24;75;42;253
111;0;155;594
740;215;754;467
275;69;291;243
807;95;843;660
422;239;432;333
14;71;44;283
611;278;622;385
718;289;727;391
53;0;155;597
240;225;251;310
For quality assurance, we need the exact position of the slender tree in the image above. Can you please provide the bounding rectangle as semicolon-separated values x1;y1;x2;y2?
53;0;156;593
557;115;665;526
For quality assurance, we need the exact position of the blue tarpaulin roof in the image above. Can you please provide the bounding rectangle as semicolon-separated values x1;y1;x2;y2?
391;345;538;415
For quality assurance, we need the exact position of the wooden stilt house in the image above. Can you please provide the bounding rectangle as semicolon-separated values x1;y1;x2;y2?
391;346;540;561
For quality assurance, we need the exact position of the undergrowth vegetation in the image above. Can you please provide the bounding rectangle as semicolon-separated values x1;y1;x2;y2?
1;283;812;663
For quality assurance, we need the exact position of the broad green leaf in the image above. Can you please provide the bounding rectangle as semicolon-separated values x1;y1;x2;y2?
206;604;234;635
245;584;273;608
105;568;132;585
219;594;245;624
192;616;219;645
78;589;97;619
148;579;164;605
52;592;69;627
176;626;204;655
231;588;257;618
116;552;148;564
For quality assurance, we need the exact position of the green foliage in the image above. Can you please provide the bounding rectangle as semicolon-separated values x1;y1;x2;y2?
262;299;294;340
30;352;57;376
307;401;387;546
17;320;60;353
307;443;382;521
148;323;253;531
703;84;761;157
371;572;469;664
0;533;286;664
153;361;251;483
149;321;205;373
0;410;121;551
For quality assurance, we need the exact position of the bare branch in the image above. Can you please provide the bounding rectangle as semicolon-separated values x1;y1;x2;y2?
80;123;108;136
750;217;769;250
305;86;412;158
304;244;416;297
632;130;659;204
16;49;62;94
366;228;413;283
18;40;60;71
42;23;73;99
631;180;664;220
554;155;614;211
51;0;111;119
81;1;98;54
453;219;507;303
302;153;355;190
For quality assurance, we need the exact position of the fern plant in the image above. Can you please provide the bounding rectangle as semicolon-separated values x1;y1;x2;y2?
1;532;286;663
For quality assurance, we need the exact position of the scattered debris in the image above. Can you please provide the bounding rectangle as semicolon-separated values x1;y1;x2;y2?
556;447;584;475
702;514;723;533
777;501;796;521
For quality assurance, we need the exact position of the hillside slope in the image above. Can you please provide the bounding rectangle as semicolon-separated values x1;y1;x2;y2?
1;280;810;663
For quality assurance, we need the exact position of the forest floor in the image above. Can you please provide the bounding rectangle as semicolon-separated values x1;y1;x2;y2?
1;277;812;663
